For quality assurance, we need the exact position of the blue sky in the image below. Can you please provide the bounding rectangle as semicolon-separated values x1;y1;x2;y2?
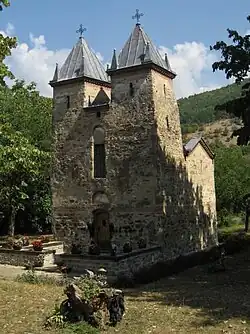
1;0;250;97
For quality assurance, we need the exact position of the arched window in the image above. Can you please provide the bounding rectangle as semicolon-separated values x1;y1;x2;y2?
92;192;109;204
93;127;106;178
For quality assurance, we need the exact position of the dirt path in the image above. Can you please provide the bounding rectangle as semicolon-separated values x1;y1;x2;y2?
0;264;63;280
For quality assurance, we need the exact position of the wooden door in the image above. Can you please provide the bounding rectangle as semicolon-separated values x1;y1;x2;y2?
93;211;110;251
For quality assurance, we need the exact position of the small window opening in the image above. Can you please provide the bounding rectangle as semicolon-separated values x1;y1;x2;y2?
163;84;166;95
93;127;106;178
66;96;70;109
96;111;101;118
129;82;134;97
166;116;170;129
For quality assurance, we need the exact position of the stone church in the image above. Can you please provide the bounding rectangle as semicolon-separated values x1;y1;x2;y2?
49;14;217;279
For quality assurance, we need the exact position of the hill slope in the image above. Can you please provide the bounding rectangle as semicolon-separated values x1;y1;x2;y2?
177;82;244;145
178;82;242;131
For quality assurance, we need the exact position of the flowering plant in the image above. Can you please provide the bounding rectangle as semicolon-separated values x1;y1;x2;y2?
32;240;43;250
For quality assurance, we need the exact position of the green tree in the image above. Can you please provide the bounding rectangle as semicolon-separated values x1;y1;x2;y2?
0;80;52;151
213;143;250;214
0;0;17;86
0;124;50;236
210;15;250;145
0;81;52;235
0;0;9;11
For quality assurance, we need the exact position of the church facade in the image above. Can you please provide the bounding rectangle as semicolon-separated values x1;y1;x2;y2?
50;15;217;278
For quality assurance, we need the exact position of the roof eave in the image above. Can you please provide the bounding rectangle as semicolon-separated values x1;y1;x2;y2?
49;75;111;89
200;138;215;159
184;137;215;160
83;103;110;112
107;61;176;79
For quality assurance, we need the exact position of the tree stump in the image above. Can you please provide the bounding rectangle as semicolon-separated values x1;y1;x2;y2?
56;282;125;329
63;284;93;322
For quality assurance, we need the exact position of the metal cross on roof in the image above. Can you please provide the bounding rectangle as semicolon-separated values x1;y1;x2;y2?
76;24;86;38
132;9;144;25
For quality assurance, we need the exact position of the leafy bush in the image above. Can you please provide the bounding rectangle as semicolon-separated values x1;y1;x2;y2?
75;276;101;302
213;144;250;214
15;269;69;286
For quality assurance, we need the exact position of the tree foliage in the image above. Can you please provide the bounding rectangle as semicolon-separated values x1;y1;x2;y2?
0;1;53;235
0;81;52;150
0;124;50;236
0;0;9;11
178;82;242;134
0;82;52;236
213;143;250;214
0;0;17;86
210;15;250;145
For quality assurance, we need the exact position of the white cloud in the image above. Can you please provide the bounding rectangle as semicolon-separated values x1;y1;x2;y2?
159;42;222;98
1;23;227;98
1;25;70;96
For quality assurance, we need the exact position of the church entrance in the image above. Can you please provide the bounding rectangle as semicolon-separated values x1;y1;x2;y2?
92;210;111;252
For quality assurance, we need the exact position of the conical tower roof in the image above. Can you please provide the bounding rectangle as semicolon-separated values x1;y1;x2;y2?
109;22;175;77
53;37;109;83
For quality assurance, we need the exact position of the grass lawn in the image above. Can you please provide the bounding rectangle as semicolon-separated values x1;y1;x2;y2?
1;248;250;334
0;280;63;334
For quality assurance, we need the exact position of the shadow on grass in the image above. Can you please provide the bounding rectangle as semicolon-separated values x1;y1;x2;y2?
126;247;250;328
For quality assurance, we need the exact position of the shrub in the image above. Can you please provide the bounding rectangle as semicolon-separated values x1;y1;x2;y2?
75;276;101;302
138;238;146;249
214;128;222;134
71;243;82;255
45;272;112;332
123;242;132;253
15;269;69;286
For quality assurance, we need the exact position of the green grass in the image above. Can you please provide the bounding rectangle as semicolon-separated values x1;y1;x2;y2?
2;223;250;333
218;213;246;236
0;245;249;334
219;222;244;235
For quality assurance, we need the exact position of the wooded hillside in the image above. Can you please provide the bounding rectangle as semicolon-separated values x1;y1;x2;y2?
178;82;243;134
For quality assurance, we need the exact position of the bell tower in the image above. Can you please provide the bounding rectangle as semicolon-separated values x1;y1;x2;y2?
49;25;111;251
107;10;184;161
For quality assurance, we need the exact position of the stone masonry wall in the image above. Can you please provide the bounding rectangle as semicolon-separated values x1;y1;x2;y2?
185;143;218;247
56;246;162;282
103;68;161;252
151;71;184;163
84;81;111;106
52;67;217;258
52;80;110;252
0;249;55;267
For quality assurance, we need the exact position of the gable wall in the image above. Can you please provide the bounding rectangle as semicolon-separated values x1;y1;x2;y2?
185;143;217;245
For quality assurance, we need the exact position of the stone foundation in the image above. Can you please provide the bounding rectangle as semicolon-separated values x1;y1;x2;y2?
55;246;162;282
0;248;55;267
0;241;64;268
54;243;226;285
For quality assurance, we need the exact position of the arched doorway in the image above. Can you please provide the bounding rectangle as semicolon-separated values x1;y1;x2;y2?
92;209;112;252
